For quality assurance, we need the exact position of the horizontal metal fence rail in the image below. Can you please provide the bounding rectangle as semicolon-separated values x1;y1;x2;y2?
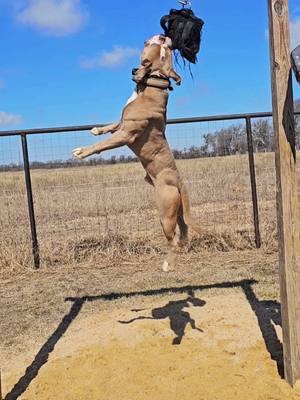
1;111;299;137
1;110;299;269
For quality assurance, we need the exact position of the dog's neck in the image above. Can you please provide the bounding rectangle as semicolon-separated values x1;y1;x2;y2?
140;72;172;90
136;73;171;99
137;84;169;103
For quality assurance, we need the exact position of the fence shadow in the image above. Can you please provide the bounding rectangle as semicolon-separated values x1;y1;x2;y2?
240;282;283;378
5;298;85;400
5;278;284;399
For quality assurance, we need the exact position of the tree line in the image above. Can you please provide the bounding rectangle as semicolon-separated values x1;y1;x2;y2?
1;104;300;172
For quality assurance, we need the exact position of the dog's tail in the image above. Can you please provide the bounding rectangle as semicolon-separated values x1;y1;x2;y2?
179;182;203;234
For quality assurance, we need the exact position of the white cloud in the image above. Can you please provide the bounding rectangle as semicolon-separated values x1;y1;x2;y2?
80;46;139;69
291;16;300;49
15;0;88;36
0;111;23;126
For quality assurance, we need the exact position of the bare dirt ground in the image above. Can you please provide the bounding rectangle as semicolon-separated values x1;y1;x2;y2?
1;154;299;399
1;249;300;400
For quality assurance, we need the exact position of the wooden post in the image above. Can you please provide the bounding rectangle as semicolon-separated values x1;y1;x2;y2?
0;368;2;400
268;0;300;386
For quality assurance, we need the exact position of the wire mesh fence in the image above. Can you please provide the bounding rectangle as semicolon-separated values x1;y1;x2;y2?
0;136;31;270
0;112;299;270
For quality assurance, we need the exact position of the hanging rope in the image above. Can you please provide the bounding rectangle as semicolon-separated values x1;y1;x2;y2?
178;0;192;8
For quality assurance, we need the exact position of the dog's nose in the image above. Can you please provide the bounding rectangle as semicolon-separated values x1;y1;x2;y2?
132;68;139;75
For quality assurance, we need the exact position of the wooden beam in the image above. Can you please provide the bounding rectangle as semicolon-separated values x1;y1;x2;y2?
0;368;2;400
268;0;300;386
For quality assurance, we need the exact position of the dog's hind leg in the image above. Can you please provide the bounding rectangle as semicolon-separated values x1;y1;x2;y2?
144;173;154;186
91;123;120;136
177;206;190;252
155;183;181;272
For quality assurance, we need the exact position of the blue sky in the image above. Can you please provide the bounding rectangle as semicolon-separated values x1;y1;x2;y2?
0;0;300;163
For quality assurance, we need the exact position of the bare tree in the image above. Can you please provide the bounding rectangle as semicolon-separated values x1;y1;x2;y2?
252;119;274;152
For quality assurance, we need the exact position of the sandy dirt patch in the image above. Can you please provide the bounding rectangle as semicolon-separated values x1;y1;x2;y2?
2;288;300;400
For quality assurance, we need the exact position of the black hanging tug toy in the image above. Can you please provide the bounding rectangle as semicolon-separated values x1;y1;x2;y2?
160;0;204;64
132;1;204;87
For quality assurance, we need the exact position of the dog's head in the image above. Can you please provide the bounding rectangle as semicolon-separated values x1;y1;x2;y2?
133;35;174;83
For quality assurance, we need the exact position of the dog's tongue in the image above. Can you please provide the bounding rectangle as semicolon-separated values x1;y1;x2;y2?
146;35;172;48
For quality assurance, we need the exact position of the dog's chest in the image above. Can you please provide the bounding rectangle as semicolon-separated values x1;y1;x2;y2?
126;91;138;105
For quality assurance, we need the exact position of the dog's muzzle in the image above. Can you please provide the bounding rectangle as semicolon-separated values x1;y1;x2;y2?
132;68;141;83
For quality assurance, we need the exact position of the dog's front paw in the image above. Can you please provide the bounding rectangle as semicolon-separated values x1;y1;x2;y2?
72;147;86;159
91;127;101;136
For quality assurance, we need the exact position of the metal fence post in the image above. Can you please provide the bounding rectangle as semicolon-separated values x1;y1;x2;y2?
245;117;261;248
21;134;40;269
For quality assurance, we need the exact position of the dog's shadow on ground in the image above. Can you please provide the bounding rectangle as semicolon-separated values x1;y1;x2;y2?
5;279;283;400
118;289;206;345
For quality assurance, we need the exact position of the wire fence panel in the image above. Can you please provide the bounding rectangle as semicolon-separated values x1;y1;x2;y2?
0;136;32;270
249;116;277;249
22;130;148;266
26;120;255;267
0;112;299;270
166;120;254;238
251;115;300;251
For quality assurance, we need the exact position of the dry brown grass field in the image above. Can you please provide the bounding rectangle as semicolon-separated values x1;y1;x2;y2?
1;152;289;274
1;152;300;399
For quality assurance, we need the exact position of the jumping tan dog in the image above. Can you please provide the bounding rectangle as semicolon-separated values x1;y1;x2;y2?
73;35;202;271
